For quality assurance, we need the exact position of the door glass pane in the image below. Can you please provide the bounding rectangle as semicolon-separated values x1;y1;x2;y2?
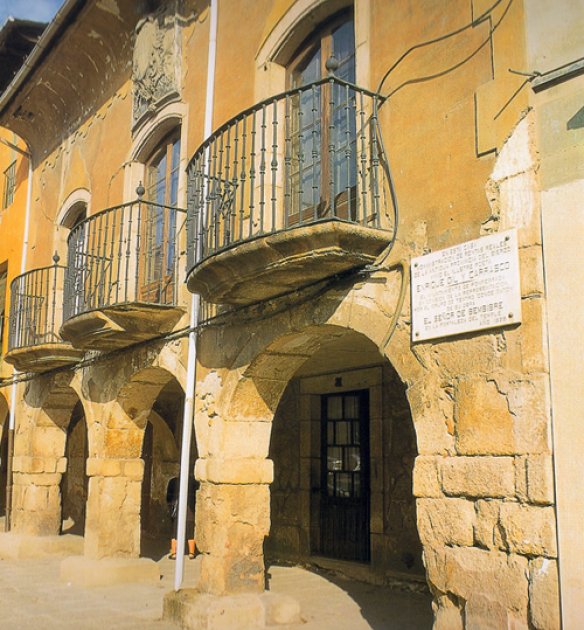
344;446;360;471
327;421;335;445
327;471;335;496
327;447;342;471
336;472;351;497
336;421;350;445
344;395;359;418
352;420;360;445
353;473;361;498
327;396;343;419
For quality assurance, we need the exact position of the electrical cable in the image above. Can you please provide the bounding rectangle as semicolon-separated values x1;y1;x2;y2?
0;0;520;391
383;0;514;100
375;0;506;95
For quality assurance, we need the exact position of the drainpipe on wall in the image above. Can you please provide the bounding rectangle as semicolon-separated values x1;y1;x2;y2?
4;142;32;532
174;0;218;592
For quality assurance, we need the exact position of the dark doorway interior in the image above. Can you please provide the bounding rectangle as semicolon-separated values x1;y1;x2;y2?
61;401;88;535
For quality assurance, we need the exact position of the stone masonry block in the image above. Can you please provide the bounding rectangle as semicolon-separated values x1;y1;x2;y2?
526;456;555;505
519;245;544;298
31;473;62;487
455;379;515;455
417;498;475;547
441;456;515;498
444;547;529;620
498;171;542;248
413;456;443;498
515;456;528;502
23;485;50;511
221;421;272;459
473;499;502;549
198;457;274;485
506;376;551;455
529;557;560;630
123;459;144;480
498;504;557;558
491;115;533;182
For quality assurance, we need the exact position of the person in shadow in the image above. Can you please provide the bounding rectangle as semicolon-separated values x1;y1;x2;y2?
166;475;197;559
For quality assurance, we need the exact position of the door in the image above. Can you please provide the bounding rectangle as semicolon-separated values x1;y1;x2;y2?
317;390;370;562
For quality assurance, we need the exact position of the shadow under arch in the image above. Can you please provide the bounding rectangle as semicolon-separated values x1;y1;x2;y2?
115;366;196;560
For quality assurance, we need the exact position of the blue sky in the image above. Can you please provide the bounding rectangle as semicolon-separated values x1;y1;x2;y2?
0;0;63;27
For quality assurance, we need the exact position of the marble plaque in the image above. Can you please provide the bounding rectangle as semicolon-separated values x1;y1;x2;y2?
411;229;521;342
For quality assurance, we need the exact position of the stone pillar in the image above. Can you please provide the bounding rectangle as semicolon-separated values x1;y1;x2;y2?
195;457;273;595
11;456;66;535
84;458;143;559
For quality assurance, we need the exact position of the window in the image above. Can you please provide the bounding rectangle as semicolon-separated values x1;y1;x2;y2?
2;161;16;209
287;13;356;221
0;266;7;351
141;130;180;303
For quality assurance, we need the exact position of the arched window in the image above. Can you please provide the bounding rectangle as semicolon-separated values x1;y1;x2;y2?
145;130;181;207
141;129;181;302
287;12;357;221
288;12;355;87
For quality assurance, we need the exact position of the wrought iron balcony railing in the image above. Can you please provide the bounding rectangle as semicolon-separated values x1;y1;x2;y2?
186;77;392;274
8;261;67;352
63;199;186;322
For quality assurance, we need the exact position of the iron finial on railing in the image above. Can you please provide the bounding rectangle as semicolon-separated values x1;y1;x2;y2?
136;181;145;198
52;252;60;265
325;54;339;76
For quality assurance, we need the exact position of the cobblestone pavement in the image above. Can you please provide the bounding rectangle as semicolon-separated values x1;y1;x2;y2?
0;554;433;629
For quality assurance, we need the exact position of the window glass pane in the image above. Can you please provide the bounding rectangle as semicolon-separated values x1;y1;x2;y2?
293;46;321;87
332;20;355;83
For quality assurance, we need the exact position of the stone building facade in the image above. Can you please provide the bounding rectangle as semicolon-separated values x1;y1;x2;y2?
0;0;582;628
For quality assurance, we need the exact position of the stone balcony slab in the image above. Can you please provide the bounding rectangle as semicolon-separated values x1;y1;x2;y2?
59;303;185;351
187;221;390;305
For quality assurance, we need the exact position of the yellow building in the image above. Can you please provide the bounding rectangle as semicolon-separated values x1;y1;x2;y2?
0;1;582;628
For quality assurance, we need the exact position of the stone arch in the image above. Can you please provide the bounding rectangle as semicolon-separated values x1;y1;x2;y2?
89;365;191;560
54;188;91;263
125;101;189;209
193;311;431;597
56;188;91;228
13;372;90;536
256;0;353;68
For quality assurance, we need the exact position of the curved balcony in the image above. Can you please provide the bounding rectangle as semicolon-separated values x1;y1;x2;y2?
186;77;394;305
5;263;83;372
60;200;186;351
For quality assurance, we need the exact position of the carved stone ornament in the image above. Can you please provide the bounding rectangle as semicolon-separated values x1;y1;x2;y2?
132;10;181;124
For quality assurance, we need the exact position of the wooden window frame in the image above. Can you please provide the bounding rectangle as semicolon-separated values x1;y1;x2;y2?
2;161;16;209
286;12;357;223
